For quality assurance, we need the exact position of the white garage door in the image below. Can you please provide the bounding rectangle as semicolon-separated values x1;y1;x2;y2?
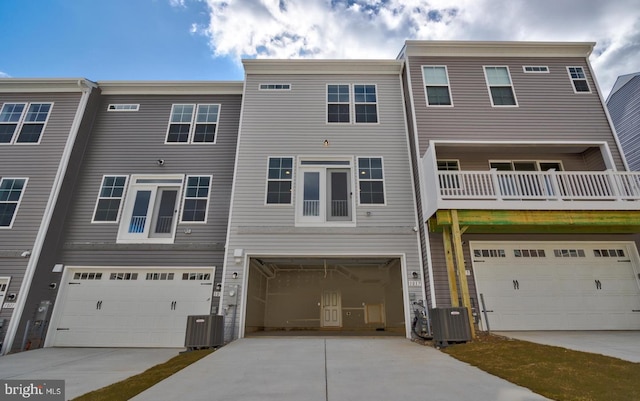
472;242;640;331
49;268;213;347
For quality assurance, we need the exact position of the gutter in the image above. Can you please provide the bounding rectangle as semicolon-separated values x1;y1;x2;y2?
1;79;97;355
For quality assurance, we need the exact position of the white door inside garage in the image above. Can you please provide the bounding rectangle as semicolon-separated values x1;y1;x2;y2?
471;242;640;331
49;268;213;347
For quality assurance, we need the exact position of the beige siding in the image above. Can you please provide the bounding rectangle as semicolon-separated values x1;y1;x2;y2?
408;56;625;169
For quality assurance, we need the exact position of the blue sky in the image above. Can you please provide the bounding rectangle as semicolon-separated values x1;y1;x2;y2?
1;0;639;95
0;0;243;81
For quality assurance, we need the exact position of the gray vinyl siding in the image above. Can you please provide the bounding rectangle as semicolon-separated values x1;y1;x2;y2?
225;72;423;336
435;149;600;171
408;56;625;170
0;91;83;332
59;93;241;311
607;75;640;171
429;232;638;308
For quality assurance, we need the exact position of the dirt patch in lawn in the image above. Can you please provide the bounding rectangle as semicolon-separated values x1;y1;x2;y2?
441;333;640;401
72;349;215;401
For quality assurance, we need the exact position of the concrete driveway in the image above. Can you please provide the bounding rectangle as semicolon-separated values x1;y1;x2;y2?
0;347;180;400
133;337;549;401
495;331;640;362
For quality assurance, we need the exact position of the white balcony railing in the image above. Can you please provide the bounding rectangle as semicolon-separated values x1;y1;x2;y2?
437;170;640;201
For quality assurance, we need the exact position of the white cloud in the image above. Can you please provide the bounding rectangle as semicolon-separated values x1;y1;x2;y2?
169;0;186;7
0;71;10;78
199;0;640;95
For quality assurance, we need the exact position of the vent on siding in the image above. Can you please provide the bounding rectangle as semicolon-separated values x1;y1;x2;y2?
146;272;175;280
523;66;549;73
259;83;291;91
110;272;138;280
473;249;506;258
514;249;546;257
73;272;103;280
594;249;625;257
182;273;211;280
107;104;140;111
554;249;585;258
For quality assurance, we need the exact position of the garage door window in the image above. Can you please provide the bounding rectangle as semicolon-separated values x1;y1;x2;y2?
146;272;175;280
474;249;506;258
110;272;138;280
554;249;585;258
73;272;102;280
514;249;546;257
182;272;210;280
594;249;625;257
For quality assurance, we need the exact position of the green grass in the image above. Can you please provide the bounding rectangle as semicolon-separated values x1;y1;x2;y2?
442;334;640;401
72;349;215;401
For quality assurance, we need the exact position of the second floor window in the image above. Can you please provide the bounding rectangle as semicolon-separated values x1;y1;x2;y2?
181;175;212;223
484;67;517;106
166;104;220;144
357;157;385;204
92;175;128;222
266;157;293;204
0;102;52;144
0;178;27;228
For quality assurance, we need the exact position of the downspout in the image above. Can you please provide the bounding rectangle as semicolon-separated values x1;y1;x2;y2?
1;79;97;355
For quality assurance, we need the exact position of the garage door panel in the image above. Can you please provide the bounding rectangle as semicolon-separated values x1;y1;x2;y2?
51;268;214;347
473;242;640;331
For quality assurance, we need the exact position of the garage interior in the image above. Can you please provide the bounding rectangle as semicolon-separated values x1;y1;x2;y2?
245;257;405;335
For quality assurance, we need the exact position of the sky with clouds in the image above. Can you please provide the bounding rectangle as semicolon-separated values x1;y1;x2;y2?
1;0;639;96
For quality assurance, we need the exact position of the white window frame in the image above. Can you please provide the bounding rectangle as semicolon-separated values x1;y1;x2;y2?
265;156;294;205
107;104;140;111
489;160;564;171
165;104;221;144
0;276;11;311
483;66;518;107
422;65;454;107
180;175;212;224
259;83;291;91
353;84;379;124
356;156;386;206
295;157;356;227
436;159;460;171
567;66;591;94
522;66;549;73
0;177;28;229
0;102;53;145
116;174;185;244
91;175;129;223
327;84;351;124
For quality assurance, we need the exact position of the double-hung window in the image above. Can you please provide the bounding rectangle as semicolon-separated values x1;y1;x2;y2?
0;178;27;228
357;157;385;204
266;157;293;204
0;102;52;144
327;84;378;123
297;159;354;225
567;67;591;93
437;160;460;190
166;104;220;143
181;175;212;223
423;66;452;106
484;67;517;106
117;175;184;243
92;175;128;222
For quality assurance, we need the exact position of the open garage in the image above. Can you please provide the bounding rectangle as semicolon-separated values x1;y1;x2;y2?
471;241;640;331
244;257;406;335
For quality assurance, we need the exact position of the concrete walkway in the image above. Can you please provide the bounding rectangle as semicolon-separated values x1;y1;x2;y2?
133;337;549;401
0;347;180;400
495;331;640;362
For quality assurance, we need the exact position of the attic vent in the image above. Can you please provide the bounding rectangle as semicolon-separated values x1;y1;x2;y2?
108;104;140;111
259;83;291;91
523;66;549;73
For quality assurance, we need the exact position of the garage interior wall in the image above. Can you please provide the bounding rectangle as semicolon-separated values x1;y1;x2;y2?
245;258;405;333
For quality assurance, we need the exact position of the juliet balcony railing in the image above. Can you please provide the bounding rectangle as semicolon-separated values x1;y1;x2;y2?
425;169;640;214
